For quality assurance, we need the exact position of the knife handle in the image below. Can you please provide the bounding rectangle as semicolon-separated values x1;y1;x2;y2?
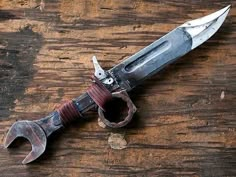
57;77;137;128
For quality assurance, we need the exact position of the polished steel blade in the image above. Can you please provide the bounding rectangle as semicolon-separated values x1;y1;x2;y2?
109;6;230;91
181;5;230;49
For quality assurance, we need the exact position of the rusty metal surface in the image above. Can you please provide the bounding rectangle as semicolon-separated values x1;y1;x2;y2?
4;120;47;164
98;90;137;128
4;111;63;164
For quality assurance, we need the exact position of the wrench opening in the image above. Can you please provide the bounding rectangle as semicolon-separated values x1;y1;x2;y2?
4;121;47;164
4;112;63;164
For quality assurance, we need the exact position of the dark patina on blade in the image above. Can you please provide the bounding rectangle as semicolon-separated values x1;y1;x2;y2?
110;28;192;90
109;6;230;91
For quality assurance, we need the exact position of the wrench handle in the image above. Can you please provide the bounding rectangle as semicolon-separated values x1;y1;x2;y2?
57;76;112;125
57;93;95;125
34;93;95;138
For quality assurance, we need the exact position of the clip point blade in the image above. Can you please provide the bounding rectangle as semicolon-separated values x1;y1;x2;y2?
181;5;231;28
180;5;231;49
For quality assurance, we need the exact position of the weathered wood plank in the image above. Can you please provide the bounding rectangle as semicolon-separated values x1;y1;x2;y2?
0;0;235;176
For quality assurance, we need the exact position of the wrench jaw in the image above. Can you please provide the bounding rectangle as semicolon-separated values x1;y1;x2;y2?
22;142;46;165
4;121;47;164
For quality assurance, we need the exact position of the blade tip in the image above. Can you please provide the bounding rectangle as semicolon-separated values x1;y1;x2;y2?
225;5;231;10
219;5;231;18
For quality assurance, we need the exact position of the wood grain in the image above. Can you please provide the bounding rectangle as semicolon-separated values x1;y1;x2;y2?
0;0;235;176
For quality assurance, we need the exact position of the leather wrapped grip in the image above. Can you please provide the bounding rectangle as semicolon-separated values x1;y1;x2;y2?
57;101;82;125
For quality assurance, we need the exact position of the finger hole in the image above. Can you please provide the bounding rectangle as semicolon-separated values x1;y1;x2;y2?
103;97;128;124
98;91;137;128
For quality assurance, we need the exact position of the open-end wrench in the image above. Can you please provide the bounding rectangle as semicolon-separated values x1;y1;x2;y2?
4;6;231;164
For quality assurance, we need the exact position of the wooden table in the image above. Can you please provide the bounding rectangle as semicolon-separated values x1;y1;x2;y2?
0;0;235;176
